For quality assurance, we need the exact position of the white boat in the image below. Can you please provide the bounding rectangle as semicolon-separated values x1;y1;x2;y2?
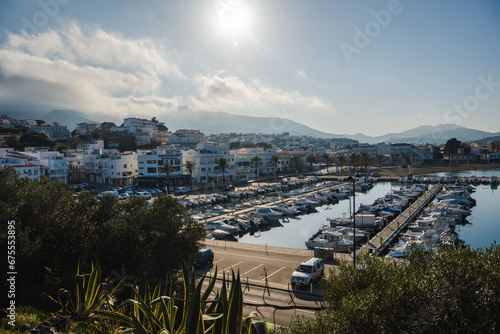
227;191;241;199
331;188;349;199
254;206;283;220
211;229;231;239
206;221;239;234
271;203;301;215
305;230;352;252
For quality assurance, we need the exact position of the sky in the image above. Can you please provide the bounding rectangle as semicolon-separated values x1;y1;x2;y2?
0;0;499;136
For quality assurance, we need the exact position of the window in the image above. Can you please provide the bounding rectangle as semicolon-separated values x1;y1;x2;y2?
123;164;127;169
147;167;156;173
158;160;164;166
147;160;156;164
201;168;206;172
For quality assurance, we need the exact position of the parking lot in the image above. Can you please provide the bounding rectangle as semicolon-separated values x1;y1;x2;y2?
195;239;342;291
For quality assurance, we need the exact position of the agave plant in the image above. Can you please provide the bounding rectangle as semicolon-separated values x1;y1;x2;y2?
100;260;267;334
46;262;120;320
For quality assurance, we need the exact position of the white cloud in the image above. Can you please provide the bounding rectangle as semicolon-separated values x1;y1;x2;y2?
296;68;308;80
0;22;332;126
194;74;330;113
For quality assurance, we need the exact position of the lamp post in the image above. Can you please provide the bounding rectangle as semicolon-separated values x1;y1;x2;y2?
347;175;356;266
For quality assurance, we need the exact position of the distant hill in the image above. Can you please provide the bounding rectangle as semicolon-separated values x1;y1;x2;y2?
340;124;498;145
161;110;342;138
8;109;497;145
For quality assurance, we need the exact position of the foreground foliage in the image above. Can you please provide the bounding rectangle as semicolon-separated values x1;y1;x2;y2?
283;245;500;333
45;262;267;334
0;167;205;307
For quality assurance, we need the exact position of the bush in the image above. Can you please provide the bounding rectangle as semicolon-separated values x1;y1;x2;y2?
283;245;500;333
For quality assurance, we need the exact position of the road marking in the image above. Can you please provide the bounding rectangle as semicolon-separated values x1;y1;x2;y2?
241;264;263;277
218;261;243;275
211;251;301;264
213;258;224;264
262;267;286;281
297;309;316;314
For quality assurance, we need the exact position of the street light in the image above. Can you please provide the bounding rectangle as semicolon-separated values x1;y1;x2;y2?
346;175;356;266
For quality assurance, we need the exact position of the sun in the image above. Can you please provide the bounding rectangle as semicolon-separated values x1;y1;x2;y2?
212;0;254;46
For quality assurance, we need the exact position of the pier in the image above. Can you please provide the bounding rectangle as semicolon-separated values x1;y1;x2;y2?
359;184;443;256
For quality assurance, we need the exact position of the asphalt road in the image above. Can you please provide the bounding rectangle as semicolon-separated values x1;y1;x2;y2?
194;240;347;327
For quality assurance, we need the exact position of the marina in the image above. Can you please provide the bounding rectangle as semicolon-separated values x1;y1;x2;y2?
185;169;499;255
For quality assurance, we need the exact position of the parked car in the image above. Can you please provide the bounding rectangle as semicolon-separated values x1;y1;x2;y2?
175;187;189;194
290;257;324;289
136;191;152;200
225;184;235;191
193;249;214;268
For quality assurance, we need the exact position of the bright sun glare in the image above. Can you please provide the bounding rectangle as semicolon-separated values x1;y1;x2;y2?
213;0;253;46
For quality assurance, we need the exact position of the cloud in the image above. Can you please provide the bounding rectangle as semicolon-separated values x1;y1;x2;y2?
0;22;332;127
296;68;308;80
194;74;330;113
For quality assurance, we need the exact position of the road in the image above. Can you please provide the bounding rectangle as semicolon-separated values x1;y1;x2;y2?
194;240;348;327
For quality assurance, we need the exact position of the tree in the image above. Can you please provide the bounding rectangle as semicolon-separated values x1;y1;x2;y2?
336;155;346;175
183;159;197;189
19;132;56;149
5;135;21;150
444;138;461;155
0;167;206;306
159;162;175;193
376;155;384;167
360;152;370;171
250;156;263;180
321;153;331;173
270;154;281;180
284;246;500;333
290;155;302;176
305;154;318;174
349;153;359;172
216;158;229;184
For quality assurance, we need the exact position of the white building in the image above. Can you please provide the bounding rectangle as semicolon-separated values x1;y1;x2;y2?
24;148;69;183
137;145;189;188
351;143;377;159
27;122;70;141
0;148;41;179
101;151;138;186
75;121;100;136
182;142;235;184
232;148;279;182
169;129;205;146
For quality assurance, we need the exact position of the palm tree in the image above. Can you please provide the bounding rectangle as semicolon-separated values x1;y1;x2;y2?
290;155;302;176
336;155;346;175
250;156;263;181
270;154;280;181
360;152;370;171
183;159;197;189
216;158;228;184
322;153;331;173
159;162;175;194
349;153;359;172
306;154;318;174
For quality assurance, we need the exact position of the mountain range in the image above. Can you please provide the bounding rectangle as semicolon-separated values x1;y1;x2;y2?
6;109;499;145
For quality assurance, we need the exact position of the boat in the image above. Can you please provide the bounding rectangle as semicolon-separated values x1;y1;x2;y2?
305;230;352;252
271;203;301;215
254;206;283;220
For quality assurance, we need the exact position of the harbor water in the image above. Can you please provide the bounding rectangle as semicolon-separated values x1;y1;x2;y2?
237;169;499;250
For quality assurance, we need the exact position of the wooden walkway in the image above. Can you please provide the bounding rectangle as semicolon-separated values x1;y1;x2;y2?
359;184;443;256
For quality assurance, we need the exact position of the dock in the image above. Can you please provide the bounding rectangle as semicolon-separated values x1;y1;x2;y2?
359;184;443;256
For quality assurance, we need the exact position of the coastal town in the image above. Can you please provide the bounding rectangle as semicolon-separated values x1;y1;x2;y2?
1;114;499;189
